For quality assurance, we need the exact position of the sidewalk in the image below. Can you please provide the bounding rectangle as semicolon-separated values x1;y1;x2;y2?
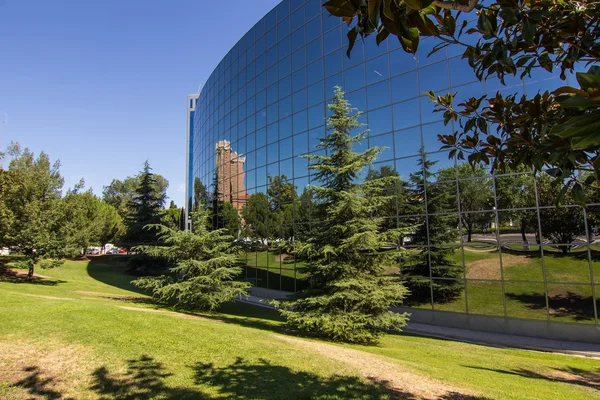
238;287;600;358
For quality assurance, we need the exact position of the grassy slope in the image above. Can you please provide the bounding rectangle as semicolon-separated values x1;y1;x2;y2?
0;256;598;399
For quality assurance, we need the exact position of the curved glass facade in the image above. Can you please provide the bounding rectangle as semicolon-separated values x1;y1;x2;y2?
188;0;599;329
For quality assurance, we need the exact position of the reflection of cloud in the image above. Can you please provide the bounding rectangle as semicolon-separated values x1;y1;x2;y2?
177;183;185;193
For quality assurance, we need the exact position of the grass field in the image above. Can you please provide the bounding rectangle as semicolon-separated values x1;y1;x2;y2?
0;256;599;399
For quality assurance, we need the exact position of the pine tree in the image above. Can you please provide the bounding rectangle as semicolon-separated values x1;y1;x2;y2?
403;151;463;304
132;206;250;311
123;161;165;246
274;87;409;344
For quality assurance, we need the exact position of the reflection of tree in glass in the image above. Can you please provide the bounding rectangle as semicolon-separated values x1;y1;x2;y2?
494;167;536;245
241;192;270;240
267;174;297;240
293;187;316;242
403;152;463;304
193;176;207;211
535;174;586;254
439;163;493;243
365;165;409;233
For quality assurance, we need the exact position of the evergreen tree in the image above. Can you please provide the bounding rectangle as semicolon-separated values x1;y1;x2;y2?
132;206;250;311
123;161;165;246
274;87;409;344
403;151;463;304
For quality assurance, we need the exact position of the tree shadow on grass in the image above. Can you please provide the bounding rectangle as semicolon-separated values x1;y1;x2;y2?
465;365;600;391
173;301;291;337
505;291;595;321
86;255;147;296
90;355;205;400
192;356;417;400
11;366;64;399
0;269;65;286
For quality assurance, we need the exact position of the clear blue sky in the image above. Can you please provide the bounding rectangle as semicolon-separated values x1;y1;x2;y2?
0;0;281;207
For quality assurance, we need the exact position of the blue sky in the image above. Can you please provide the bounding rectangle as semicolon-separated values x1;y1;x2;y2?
0;0;280;207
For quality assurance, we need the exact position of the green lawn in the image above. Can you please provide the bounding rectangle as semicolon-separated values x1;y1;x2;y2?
0;256;599;399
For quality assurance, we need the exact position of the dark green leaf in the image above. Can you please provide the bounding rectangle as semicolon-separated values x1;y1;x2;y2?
571;183;586;207
559;94;591;110
555;183;570;207
500;7;518;25
576;71;600;91
346;27;359;58
382;0;394;20
403;0;423;11
376;27;390;45
538;53;552;72
523;18;535;44
323;0;356;17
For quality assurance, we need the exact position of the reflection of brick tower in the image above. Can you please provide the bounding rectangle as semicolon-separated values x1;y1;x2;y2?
216;140;247;212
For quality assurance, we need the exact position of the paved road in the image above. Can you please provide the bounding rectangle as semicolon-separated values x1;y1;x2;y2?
466;233;598;247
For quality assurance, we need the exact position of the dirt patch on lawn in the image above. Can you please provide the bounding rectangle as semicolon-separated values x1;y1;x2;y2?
0;339;95;399
276;335;479;399
75;291;152;304
274;253;293;262
2;291;74;301
7;269;53;279
466;254;530;280
117;306;216;322
550;368;600;391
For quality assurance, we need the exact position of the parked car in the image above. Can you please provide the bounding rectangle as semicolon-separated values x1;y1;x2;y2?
107;249;119;254
118;248;128;254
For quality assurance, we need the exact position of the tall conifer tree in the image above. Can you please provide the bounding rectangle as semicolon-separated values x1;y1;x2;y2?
403;151;463;304
274;87;409;344
123;161;164;245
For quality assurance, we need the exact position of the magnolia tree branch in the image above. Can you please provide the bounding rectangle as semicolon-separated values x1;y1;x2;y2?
433;0;479;12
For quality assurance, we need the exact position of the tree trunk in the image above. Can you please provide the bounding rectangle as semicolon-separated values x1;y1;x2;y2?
520;219;529;251
27;264;34;280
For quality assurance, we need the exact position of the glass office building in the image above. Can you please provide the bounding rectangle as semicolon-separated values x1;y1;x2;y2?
187;0;599;341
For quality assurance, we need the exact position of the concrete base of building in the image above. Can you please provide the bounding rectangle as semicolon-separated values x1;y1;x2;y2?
394;307;600;346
